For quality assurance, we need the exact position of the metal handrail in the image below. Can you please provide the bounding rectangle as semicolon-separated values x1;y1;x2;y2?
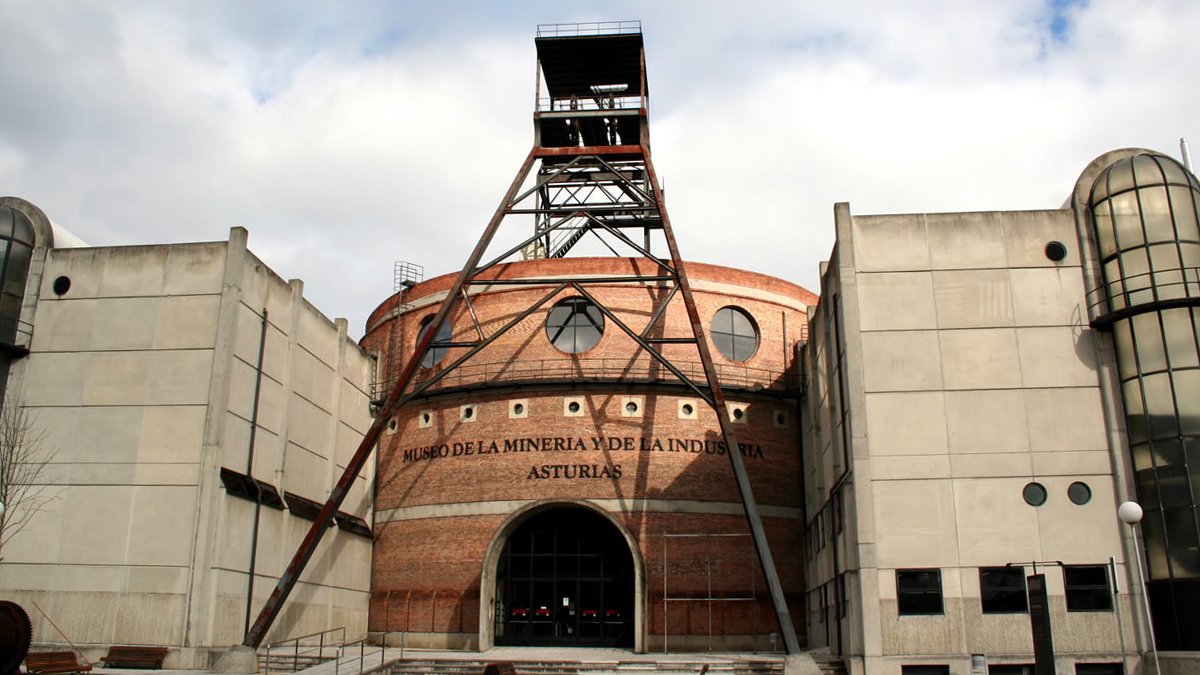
537;95;642;113
1085;267;1200;324
0;316;33;350
261;626;346;674
375;357;799;402
334;630;404;675
536;21;641;38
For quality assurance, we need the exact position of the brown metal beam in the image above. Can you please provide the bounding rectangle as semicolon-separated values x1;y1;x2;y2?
241;149;539;648
643;149;802;654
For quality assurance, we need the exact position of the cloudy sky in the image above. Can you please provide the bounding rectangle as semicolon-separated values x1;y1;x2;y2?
1;0;1197;338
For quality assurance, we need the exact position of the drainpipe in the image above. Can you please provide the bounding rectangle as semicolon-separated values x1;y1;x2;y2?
244;308;270;636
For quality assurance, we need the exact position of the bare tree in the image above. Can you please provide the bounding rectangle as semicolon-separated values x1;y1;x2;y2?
0;402;57;559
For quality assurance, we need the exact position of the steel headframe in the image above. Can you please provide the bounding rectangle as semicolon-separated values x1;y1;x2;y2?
244;30;799;654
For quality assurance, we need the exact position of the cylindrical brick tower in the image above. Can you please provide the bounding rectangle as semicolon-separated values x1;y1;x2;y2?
362;257;815;651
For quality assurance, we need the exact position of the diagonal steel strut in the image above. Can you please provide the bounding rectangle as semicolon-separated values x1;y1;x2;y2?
641;152;802;654
242;143;800;654
241;150;539;648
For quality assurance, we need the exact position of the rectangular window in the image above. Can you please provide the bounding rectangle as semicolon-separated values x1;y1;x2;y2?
832;490;844;534
1064;565;1113;611
980;567;1028;613
836;573;848;619
900;666;950;675
988;666;1034;675
897;569;943;615
1074;664;1123;675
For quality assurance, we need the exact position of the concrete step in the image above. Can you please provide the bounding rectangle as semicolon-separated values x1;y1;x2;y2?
382;659;783;675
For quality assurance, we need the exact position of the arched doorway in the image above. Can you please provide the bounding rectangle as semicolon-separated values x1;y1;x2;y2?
493;506;634;647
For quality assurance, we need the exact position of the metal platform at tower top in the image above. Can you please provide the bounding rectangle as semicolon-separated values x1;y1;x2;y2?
534;22;647;154
241;21;801;656
536;23;645;99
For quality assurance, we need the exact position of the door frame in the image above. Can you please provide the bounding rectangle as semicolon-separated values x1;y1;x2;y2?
478;499;646;652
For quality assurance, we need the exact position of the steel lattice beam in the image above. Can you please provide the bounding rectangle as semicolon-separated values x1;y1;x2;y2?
243;29;800;653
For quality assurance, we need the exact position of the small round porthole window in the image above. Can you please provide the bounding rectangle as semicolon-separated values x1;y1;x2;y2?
711;306;759;362
1023;482;1048;507
417;315;452;367
1045;241;1068;262
1068;481;1092;505
53;276;71;296
545;297;604;353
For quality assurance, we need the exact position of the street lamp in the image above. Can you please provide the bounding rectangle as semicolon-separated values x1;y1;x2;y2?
1117;501;1161;675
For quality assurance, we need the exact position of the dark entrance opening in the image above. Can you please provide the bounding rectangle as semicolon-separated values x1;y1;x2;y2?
494;507;634;647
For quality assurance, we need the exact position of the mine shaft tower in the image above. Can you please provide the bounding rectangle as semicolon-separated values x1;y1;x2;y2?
244;21;801;653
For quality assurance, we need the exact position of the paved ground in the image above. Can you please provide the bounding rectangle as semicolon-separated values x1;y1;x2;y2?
91;646;787;675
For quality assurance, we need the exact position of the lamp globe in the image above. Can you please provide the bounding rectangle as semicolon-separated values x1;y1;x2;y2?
1118;501;1144;525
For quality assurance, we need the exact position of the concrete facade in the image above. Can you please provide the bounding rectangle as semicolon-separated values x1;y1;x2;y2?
798;154;1192;674
0;199;374;667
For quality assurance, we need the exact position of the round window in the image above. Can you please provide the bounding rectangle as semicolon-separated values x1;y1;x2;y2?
416;315;452;367
1068;481;1092;505
1045;241;1068;262
545;297;604;353
711;306;759;362
1023;482;1048;507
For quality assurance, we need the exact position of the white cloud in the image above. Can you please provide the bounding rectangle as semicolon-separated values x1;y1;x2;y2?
0;0;1196;335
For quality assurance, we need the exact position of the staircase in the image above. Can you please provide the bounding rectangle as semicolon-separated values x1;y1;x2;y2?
382;659;783;675
278;648;848;675
550;225;590;258
806;651;848;675
259;649;340;673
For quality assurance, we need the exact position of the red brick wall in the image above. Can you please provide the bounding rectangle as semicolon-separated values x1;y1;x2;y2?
362;257;813;647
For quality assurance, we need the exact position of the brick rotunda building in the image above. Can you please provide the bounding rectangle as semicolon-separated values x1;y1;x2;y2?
361;256;816;651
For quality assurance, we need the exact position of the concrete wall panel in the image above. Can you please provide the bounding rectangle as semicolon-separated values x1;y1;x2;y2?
927;212;1007;270
155;295;221;349
945;389;1029;454
860;331;943;392
856;272;936;332
873;480;959;566
933;269;1014;329
852;215;931;272
1016;326;1099;388
864;391;948;456
939;328;1021;390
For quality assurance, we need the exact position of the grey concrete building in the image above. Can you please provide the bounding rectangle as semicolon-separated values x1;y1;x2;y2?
0;197;375;667
800;149;1200;674
5;139;1200;675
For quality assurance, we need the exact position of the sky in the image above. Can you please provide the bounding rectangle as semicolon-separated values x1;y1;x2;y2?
1;0;1197;339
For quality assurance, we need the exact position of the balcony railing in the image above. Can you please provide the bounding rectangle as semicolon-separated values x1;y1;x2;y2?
0;317;33;353
537;95;643;113
372;357;799;403
536;21;642;38
1087;267;1200;327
